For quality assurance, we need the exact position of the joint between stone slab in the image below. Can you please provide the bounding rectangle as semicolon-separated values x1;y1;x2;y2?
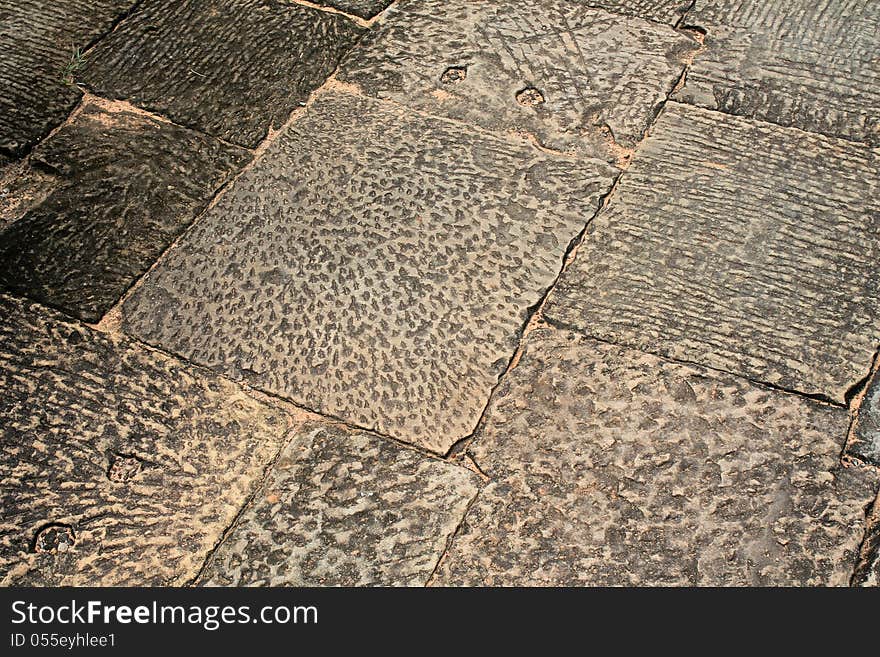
285;0;385;28
424;485;484;587
540;314;850;411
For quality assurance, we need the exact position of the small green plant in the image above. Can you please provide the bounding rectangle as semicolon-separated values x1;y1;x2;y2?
61;47;86;86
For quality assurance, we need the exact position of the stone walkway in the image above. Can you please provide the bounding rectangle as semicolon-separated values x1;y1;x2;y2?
1;0;878;586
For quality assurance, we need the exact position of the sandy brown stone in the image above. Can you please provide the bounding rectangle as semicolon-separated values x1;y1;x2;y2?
544;102;880;403
0;295;290;585
673;0;880;145
200;423;480;586
339;0;696;162
121;91;617;452
434;327;878;586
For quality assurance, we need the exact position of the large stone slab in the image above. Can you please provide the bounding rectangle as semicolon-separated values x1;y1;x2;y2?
200;423;480;586
435;327;878;586
0;99;248;323
576;1;691;24
673;0;880;145
122;91;617;453
0;295;290;586
544;102;880;403
82;0;363;148
848;366;880;466
0;0;137;156
313;0;393;20
338;0;696;162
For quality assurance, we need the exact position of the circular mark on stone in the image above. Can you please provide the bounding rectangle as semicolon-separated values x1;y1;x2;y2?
108;453;142;482
33;523;76;554
440;66;467;84
516;87;545;107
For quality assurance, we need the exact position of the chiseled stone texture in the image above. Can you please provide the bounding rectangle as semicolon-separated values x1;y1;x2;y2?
0;100;248;323
435;327;878;586
576;0;692;24
0;295;290;586
122;91;617;452
0;0;137;156
544;102;880;403
673;0;880;145
848;366;880;466
313;0;394;20
200;423;480;586
82;0;363;148
339;0;696;162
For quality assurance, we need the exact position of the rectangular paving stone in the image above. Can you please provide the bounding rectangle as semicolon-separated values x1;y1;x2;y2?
576;1;692;24
338;0;696;162
200;422;480;586
0;99;248;324
0;295;290;586
673;0;880;145
848;364;880;466
435;327;878;586
121;90;618;453
544;101;880;403
82;0;363;148
0;0;138;156
312;0;394;20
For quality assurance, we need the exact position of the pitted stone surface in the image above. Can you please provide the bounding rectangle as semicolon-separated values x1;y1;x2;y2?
434;327;878;586
849;366;880;466
0;295;289;586
122;91;617;452
82;0;363;148
313;0;394;20
544;102;880;403
338;0;696;161
0;100;248;323
578;1;691;24
0;0;137;156
200;423;480;586
673;0;880;145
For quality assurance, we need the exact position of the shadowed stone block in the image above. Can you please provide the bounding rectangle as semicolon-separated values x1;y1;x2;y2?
82;0;363;147
435;327;878;586
200;423;480;586
544;102;880;402
313;0;393;19
0;99;249;323
121;91;617;452
0;295;290;586
673;0;880;145
849;367;880;466
338;0;696;162
0;0;138;156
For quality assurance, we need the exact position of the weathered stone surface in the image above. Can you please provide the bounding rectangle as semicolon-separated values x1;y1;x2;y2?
855;504;880;587
0;295;290;586
673;0;880;145
338;0;696;161
577;1;691;24
435;327;878;586
82;0;363;148
849;366;880;466
313;0;393;20
201;423;480;586
544;102;880;403
0;0;137;156
0;99;248;323
122;91;616;453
